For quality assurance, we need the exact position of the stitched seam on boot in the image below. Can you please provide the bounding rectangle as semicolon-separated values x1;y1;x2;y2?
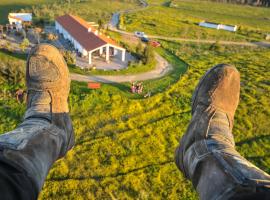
192;64;221;114
212;151;248;185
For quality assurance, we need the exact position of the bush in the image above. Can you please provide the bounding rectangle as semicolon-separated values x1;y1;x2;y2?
20;38;30;52
209;41;225;53
142;45;155;65
62;50;76;65
135;41;144;57
47;33;58;41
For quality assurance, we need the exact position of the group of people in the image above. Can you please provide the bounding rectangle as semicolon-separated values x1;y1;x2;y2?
131;82;143;94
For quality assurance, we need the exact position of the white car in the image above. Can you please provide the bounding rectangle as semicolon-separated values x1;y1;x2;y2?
134;31;147;38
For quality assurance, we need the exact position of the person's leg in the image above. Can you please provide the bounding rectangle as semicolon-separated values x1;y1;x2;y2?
175;64;270;200
0;44;74;199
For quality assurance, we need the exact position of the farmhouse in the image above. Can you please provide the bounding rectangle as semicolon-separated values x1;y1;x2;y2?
8;13;32;29
199;21;237;32
55;14;126;65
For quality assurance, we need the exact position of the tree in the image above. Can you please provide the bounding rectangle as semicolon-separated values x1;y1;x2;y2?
136;41;144;56
62;50;76;65
209;41;225;53
118;14;125;30
143;45;155;65
34;28;42;44
47;33;58;41
20;38;30;52
5;41;12;52
98;19;105;30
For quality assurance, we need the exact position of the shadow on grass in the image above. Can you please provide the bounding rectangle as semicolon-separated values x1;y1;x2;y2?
236;134;270;146
48;160;174;181
0;49;27;60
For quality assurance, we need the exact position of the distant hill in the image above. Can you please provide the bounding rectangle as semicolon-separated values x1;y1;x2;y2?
209;0;269;7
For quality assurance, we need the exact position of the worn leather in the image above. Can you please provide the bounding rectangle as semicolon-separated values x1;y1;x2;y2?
0;44;74;192
175;64;270;200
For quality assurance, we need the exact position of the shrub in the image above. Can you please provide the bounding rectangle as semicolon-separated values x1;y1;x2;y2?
142;45;155;65
62;50;76;65
20;38;30;52
47;33;58;41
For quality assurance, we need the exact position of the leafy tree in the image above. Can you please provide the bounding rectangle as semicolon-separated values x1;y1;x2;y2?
62;50;76;65
136;41;144;56
98;19;105;30
20;38;30;52
143;45;155;65
118;14;125;30
209;41;225;53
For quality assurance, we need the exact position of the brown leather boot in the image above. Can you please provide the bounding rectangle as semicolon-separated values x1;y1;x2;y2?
0;44;74;193
175;64;270;200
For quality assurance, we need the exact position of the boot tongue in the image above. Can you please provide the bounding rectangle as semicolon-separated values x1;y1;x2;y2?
24;91;52;122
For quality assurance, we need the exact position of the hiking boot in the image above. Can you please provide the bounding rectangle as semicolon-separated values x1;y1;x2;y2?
175;64;270;200
0;44;74;192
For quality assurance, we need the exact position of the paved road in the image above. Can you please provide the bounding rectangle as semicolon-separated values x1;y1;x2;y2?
108;0;148;29
110;28;270;47
108;0;270;48
71;53;172;83
71;0;269;83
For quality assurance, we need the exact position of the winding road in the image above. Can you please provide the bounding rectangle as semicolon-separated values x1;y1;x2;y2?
71;0;174;83
71;53;172;83
108;0;270;48
71;0;270;83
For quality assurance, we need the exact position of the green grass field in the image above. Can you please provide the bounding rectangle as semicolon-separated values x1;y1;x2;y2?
0;0;270;199
1;42;269;199
0;0;54;24
123;0;270;41
0;0;140;24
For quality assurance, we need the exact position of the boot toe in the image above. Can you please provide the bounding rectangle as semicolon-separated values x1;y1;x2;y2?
26;44;70;90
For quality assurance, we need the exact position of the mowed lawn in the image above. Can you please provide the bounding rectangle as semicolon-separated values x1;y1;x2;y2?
124;0;270;41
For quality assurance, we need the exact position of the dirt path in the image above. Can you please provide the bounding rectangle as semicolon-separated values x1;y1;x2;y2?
108;0;270;48
70;53;172;83
110;28;270;47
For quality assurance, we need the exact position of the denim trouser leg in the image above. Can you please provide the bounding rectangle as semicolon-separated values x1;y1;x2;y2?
0;117;69;195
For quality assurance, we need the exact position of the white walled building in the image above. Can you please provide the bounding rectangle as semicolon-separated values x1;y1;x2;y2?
8;13;32;29
199;21;237;32
55;14;126;65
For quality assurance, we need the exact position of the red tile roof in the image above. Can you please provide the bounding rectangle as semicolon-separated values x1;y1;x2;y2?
56;14;122;51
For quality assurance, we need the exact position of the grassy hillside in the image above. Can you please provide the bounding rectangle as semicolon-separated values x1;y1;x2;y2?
0;0;140;24
0;0;54;24
0;43;269;199
123;0;270;41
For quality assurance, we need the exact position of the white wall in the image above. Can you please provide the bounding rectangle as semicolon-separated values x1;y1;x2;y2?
219;24;237;32
8;18;22;29
199;22;219;29
55;21;87;55
199;22;237;32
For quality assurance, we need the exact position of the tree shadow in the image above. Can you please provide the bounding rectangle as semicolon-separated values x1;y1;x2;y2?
0;49;27;60
48;159;174;182
236;135;270;146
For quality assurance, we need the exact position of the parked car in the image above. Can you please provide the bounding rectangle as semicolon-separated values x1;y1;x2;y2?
134;31;147;38
141;36;149;43
149;40;161;47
